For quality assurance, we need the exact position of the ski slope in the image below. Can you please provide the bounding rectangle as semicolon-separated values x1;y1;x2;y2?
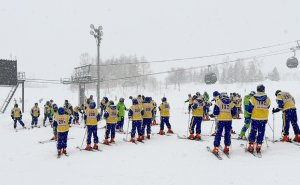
1;80;300;185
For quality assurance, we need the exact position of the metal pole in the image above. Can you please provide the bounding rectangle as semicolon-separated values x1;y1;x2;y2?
22;82;24;113
97;41;100;109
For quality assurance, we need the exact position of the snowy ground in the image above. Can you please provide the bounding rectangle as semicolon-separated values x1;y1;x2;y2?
1;80;300;185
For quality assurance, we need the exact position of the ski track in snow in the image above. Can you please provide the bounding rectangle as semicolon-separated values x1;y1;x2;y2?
1;81;300;185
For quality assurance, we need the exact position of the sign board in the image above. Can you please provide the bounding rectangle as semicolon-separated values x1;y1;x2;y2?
0;60;18;86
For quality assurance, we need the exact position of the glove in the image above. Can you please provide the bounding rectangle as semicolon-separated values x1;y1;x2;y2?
272;108;280;114
20;115;22;119
209;114;215;118
11;117;14;120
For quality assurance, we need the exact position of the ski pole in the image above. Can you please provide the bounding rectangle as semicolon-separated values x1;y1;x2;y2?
187;112;191;137
80;128;87;149
210;118;215;135
273;113;275;143
125;118;130;141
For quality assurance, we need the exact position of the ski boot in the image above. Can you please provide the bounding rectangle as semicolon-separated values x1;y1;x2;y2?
63;148;67;153
188;134;195;140
211;132;217;136
23;126;26;129
51;135;58;140
248;142;254;152
147;134;151;139
115;129;120;132
206;116;210;121
76;120;79;124
152;120;157;125
230;130;236;134
130;137;135;143
213;146;219;154
141;135;145;140
158;130;165;135
281;135;290;142
238;135;247;140
58;149;61;154
93;143;98;149
137;136;143;142
110;138;115;143
43;123;46;127
31;126;34;129
167;128;173;134
103;139;109;144
293;134;300;142
256;143;262;152
224;146;230;153
85;144;92;150
34;125;37;127
195;133;201;140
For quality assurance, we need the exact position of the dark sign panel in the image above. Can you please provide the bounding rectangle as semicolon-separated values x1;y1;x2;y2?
0;60;17;86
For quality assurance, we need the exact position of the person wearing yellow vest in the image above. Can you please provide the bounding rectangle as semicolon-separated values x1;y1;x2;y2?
103;100;119;144
64;100;73;124
11;104;26;130
233;93;242;119
128;98;144;142
273;90;300;142
31;103;40;128
247;84;271;153
158;97;173;135
73;104;84;124
142;97;154;139
50;104;59;140
209;93;237;154
43;101;51;127
211;91;221;136
84;102;101;150
53;107;71;155
188;96;206;140
152;101;158;126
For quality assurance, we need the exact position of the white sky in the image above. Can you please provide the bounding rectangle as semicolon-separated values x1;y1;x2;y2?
1;0;300;81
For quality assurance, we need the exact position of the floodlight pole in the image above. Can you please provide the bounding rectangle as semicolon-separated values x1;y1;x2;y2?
90;24;103;109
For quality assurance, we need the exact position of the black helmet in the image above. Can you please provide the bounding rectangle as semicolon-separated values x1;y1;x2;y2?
65;100;68;103
119;98;124;102
257;84;265;92
53;104;58;111
81;104;84;107
188;94;191;97
46;101;50;106
162;97;167;102
275;90;281;96
129;96;133;99
14;104;18;108
34;103;38;106
196;92;200;96
109;100;114;105
193;95;197;100
233;92;237;96
50;99;53;102
138;95;141;98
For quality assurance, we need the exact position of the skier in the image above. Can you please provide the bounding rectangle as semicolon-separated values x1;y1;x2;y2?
30;103;40;128
137;95;143;105
53;107;71;155
158;97;173;134
247;84;271;153
188;95;206;140
204;100;212;121
128;98;144;142
64;100;73;125
116;98;128;132
233;94;242;119
103;100;119;144
100;97;109;118
209;93;237;154
272;90;300;142
184;94;193;114
84;101;101;149
73;104;84;124
12;104;26;130
211;91;220;136
50;99;54;108
152;102;158;126
43;101;51;126
142;97;154;139
238;91;256;139
50;104;59;140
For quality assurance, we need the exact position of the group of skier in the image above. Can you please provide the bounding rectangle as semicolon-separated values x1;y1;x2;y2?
183;84;300;157
10;83;300;157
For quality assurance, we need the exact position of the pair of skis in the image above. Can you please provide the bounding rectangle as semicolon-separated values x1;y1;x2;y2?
57;152;69;159
240;144;262;158
38;138;75;144
177;134;204;141
206;146;230;160
76;146;103;152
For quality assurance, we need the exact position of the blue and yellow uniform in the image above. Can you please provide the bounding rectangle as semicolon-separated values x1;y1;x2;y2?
73;104;84;124
158;97;173;134
274;91;300;137
53;107;71;153
128;99;144;141
212;95;236;147
31;105;40;126
152;100;157;124
234;95;242;118
185;95;193;113
43;103;51;124
84;102;101;147
11;106;25;129
104;104;119;141
189;98;206;138
142;97;154;138
248;90;271;145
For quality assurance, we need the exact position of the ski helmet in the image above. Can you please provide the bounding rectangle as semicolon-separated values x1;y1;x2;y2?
14;104;18;108
145;97;151;103
129;96;133;99
250;91;256;96
89;102;96;109
53;104;58;111
34;103;38;106
275;90;281;96
188;94;191;97
109;100;114;105
257;84;265;92
119;98;124;103
132;98;138;105
58;107;65;115
161;97;167;102
196;92;200;96
213;91;220;97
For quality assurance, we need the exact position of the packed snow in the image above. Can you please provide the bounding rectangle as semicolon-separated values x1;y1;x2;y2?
1;80;300;185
